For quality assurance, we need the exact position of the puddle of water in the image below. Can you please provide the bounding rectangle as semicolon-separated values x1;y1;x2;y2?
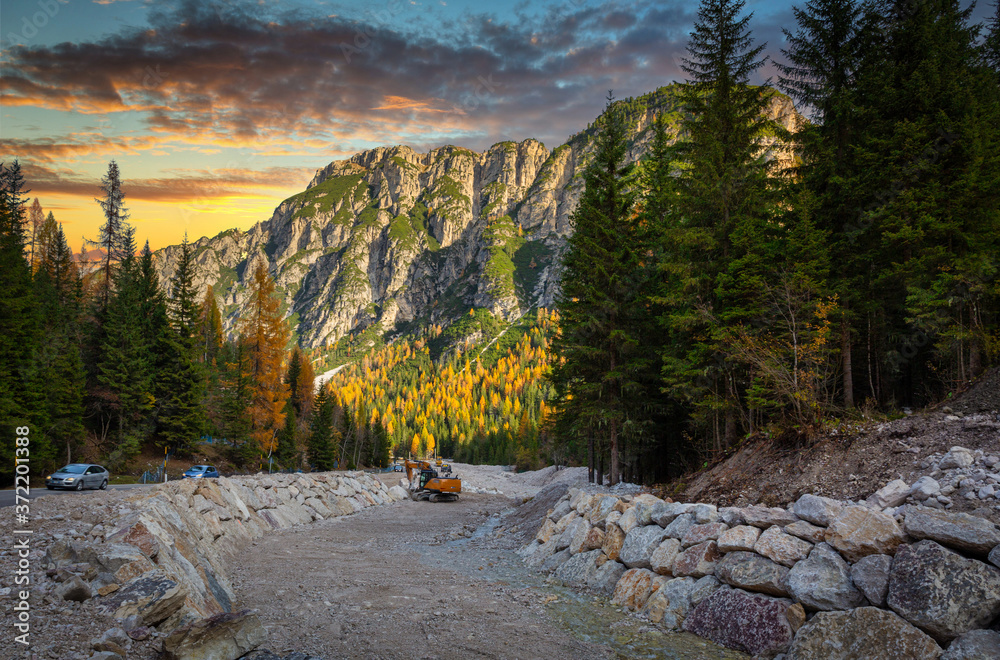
419;511;747;660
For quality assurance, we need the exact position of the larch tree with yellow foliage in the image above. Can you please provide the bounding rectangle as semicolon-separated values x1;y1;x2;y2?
240;263;291;454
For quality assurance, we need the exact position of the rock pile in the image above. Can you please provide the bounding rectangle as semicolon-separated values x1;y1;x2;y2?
520;474;1000;658
901;443;1000;508
31;471;403;660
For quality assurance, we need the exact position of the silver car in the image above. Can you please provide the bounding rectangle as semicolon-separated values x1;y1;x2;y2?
45;464;110;490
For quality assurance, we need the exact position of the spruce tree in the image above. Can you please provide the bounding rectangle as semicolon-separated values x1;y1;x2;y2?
92;160;132;312
308;387;337;470
197;285;224;365
661;0;781;448
550;92;640;486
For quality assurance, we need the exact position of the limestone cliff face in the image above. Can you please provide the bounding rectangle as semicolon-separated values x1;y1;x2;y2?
154;85;805;349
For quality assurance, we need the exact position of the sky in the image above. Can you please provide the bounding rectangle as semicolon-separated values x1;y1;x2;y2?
1;0;989;251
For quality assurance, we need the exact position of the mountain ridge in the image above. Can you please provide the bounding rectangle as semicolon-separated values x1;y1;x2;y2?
153;84;803;352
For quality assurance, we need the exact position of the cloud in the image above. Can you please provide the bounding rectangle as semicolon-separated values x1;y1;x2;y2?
23;162;313;203
0;0;719;152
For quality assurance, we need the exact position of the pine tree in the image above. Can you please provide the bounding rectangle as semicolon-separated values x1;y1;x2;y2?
240;262;291;454
308;387;337;470
985;2;1000;74
550;93;640;486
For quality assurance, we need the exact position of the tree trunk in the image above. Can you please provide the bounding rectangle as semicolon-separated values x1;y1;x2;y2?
597;449;604;486
610;421;619;486
588;435;594;484
842;300;854;408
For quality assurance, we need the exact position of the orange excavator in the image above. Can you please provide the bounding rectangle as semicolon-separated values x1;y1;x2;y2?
404;459;461;502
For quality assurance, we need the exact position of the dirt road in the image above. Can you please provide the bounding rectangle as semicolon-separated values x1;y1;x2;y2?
230;488;745;660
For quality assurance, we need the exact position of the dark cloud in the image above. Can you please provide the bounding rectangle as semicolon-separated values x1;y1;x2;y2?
0;0;714;152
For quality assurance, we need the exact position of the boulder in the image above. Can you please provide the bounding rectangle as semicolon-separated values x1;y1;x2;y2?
105;520;160;560
910;477;941;501
556;517;588;552
682;586;800;657
870;479;911;509
540;549;572;573
672;541;722;578
601;523;626;562
938;446;974;469
851;554;892;607
663;513;696;540
784;521;826;544
742;506;799;529
650;502;693;527
940;629;1000;660
97;571;188;626
903;506;1000;556
715;551;790;597
681;522;728;548
588;559;627;596
719;507;744;526
620;525;669;569
549;499;572;522
650;538;682;576
786;607;942;660
887;539;1000;641
610;568;657;610
56;575;93;602
991;545;1000;570
587;495;624;528
641;576;695;629
388;485;408;501
690;575;722;606
717;525;761;552
786;543;864;611
162;610;266;660
690;503;719;524
618;507;639;535
754;526;813;567
567;519;596;555
792;494;843;527
535;519;557;544
825;505;906;563
554;549;605;589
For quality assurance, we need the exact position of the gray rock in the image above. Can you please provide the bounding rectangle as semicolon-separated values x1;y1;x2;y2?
56;575;93;602
672;541;722;578
940;629;1000;660
553;549;604;589
588;558;627;596
162;610;267;660
783;520;826;544
826;505;906;563
787;543;864;611
754;526;813;567
690;503;719;524
681;522;728;548
549;499;572;522
990;544;1000;569
742;506;800;529
903;506;1000;555
715;551;790;597
887;539;1000;641
939;446;975;469
90;653;125;660
792;493;844;527
851;554;892;607
650;501;693;527
719;507;744;526
718;525;761;552
689;575;721;606
641;576;696;629
910;477;941;501
540;548;572;573
663;513;696;540
786;607;942;660
871;479;911;509
620;525;669;569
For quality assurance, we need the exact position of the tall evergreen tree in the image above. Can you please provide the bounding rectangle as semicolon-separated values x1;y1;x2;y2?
550;93;640;486
660;0;782;449
197;285;224;365
308;387;337;470
778;0;870;407
92;160;132;311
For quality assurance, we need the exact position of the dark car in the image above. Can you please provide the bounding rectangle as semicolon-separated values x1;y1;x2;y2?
182;465;219;479
46;464;109;490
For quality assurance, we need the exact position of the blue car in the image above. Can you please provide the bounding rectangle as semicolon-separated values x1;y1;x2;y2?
182;465;219;479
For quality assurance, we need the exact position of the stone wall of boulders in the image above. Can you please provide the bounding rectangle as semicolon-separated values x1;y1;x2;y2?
42;471;406;659
520;482;1000;658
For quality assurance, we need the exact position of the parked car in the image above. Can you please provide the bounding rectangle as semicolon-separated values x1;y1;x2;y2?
393;464;404;472
46;464;109;490
182;465;219;479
